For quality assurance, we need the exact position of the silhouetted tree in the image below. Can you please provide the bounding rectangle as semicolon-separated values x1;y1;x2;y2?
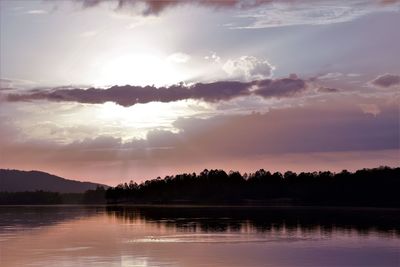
83;186;106;204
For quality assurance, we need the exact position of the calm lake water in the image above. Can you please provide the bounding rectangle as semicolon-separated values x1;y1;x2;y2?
0;206;399;267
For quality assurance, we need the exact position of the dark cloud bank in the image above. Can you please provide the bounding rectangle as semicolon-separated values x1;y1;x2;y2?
371;74;400;88
5;76;309;107
76;0;272;15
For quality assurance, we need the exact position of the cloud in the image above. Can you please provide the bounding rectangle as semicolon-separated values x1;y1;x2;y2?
347;73;362;77
317;72;344;80
232;1;400;29
223;56;275;80
168;99;399;156
1;95;398;182
25;10;48;15
0;79;14;90
204;52;221;63
370;74;400;88
317;87;340;93
167;52;190;63
0;78;36;90
74;1;400;24
126;16;158;28
0;88;15;92
253;76;307;98
75;0;267;15
5;76;314;107
75;1;399;29
380;0;400;4
359;104;381;117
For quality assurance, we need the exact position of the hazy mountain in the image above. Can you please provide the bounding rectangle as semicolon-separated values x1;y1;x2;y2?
0;169;108;193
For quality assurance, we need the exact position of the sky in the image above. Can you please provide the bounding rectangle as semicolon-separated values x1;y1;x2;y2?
0;0;399;185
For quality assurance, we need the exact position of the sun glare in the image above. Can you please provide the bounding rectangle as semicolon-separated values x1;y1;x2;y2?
95;100;209;140
93;54;190;87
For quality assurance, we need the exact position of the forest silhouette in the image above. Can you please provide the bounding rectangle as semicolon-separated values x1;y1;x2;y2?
105;166;400;207
1;166;399;206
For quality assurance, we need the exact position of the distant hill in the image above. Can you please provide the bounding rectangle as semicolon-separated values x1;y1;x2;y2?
0;169;109;193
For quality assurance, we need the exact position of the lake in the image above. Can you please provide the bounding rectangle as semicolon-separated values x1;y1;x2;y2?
0;206;399;267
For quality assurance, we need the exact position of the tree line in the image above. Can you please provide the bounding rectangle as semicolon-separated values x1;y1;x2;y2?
1;167;398;206
106;166;400;207
0;187;106;205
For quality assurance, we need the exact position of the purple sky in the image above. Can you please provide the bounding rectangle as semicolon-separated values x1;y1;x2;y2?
0;0;399;185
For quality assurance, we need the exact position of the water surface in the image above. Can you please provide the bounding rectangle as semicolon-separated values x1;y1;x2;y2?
1;206;399;266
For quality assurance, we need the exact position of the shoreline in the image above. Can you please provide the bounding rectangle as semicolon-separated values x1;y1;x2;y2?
1;203;400;210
